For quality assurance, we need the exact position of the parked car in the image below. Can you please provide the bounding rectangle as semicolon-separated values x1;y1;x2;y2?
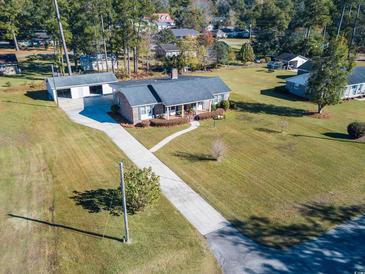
267;61;284;69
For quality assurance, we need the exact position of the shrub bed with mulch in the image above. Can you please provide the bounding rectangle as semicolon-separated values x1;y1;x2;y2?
150;117;189;127
195;109;225;121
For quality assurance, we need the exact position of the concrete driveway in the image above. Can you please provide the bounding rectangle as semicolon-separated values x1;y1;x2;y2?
59;97;365;274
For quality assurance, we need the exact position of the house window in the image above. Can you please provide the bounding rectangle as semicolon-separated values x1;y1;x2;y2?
213;94;224;104
352;85;357;95
139;105;153;118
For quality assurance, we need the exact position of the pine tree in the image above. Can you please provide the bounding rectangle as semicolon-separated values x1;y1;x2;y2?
238;43;255;64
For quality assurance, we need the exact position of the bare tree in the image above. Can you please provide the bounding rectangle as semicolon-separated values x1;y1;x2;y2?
211;139;226;162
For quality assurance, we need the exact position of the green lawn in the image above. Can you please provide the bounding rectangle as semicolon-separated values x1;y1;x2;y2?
150;67;365;248
0;88;220;273
0;60;51;89
126;124;190;149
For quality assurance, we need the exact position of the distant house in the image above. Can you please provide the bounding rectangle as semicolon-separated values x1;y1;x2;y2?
220;28;250;39
80;54;118;72
153;13;175;31
285;67;365;99
112;75;231;124
275;53;309;70
46;72;118;100
156;44;180;58
213;29;227;39
171;28;200;39
297;60;313;75
0;54;20;75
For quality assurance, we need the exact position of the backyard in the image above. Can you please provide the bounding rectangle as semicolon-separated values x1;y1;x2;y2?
0;85;220;273
132;67;365;248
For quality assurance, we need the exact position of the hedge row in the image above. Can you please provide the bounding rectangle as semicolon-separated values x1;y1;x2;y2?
150;117;189;127
195;108;225;121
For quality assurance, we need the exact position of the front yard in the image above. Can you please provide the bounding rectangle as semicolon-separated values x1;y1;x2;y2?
134;67;365;248
0;86;220;273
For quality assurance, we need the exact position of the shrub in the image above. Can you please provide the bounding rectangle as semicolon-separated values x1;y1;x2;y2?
150;117;189;127
4;81;11;87
136;120;150;128
229;100;236;110
211;139;226;162
221;100;230;111
124;167;160;214
111;104;120;113
347;122;365;139
211;103;217;111
195;108;224;120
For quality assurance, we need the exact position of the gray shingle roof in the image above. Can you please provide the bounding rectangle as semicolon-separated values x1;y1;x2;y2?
112;76;231;107
151;79;215;106
158;44;180;52
47;72;117;90
348;66;365;85
298;60;313;71
119;85;159;107
171;28;199;37
287;66;365;86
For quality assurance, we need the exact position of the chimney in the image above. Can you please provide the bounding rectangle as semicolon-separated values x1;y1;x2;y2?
171;68;178;80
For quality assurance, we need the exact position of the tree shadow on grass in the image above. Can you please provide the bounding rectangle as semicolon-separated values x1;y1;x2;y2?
25;90;52;101
70;189;125;216
255;127;281;134
260;88;305;102
7;213;124;242
291;133;361;144
230;203;365;250
231;100;306;117
173;151;216;162
323;132;351;140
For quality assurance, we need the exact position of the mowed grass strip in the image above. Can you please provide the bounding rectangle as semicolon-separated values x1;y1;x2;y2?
154;67;365;248
126;124;190;149
0;88;220;273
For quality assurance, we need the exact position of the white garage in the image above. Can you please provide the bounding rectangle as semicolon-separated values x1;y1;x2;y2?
46;72;118;100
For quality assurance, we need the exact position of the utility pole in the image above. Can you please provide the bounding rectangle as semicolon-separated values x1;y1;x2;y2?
101;16;109;72
53;0;72;76
119;162;129;243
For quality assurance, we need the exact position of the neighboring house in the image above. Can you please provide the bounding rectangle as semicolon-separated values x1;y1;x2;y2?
286;66;365;99
153;13;175;31
171;28;200;39
297;60;313;75
112;75;231;124
80;54;118;72
213;29;227;39
0;54;20;75
46;72;118;100
156;44;180;58
275;53;309;70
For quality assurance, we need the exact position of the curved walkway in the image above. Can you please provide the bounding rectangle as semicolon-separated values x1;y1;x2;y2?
59;98;365;274
150;121;200;153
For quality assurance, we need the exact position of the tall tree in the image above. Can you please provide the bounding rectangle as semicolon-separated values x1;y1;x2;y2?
0;0;29;51
238;43;255;63
307;36;354;114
